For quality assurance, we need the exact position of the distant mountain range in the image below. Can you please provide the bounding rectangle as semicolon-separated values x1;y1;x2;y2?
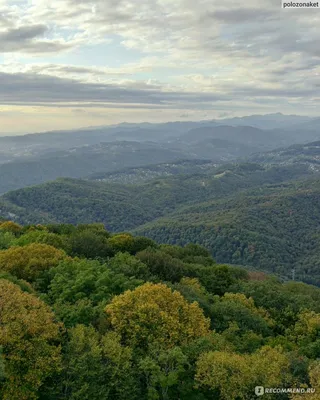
0;113;320;194
1;113;319;162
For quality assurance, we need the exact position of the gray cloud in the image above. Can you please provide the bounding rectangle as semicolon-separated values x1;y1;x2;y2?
207;8;275;23
0;23;73;53
1;68;319;113
1;24;47;41
0;71;231;106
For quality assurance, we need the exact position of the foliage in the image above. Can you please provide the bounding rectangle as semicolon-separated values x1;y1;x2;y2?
105;283;210;350
0;243;66;281
0;221;22;234
139;346;188;400
68;229;113;259
195;346;292;400
0;279;62;400
56;325;138;400
0;221;320;399
0;232;15;249
291;362;320;399
12;230;69;251
46;258;143;327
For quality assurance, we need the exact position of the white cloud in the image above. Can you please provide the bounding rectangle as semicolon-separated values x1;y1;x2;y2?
0;0;319;132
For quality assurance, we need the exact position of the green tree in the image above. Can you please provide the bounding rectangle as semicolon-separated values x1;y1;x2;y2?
47;258;143;327
108;252;150;279
69;230;113;259
286;310;320;358
60;325;138;400
0;232;15;249
136;249;187;282
13;230;69;251
139;346;188;400
107;233;136;254
291;361;320;400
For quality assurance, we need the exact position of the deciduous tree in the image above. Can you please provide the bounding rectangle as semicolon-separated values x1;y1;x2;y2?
0;279;62;400
105;283;210;350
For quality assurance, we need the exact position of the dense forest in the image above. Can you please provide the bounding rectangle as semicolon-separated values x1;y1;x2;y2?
1;161;320;284
134;179;320;286
0;220;319;399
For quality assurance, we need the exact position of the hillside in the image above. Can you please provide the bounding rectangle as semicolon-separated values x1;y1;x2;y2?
1;160;319;284
1;162;312;227
0;141;190;194
88;159;219;184
134;179;320;286
248;140;320;171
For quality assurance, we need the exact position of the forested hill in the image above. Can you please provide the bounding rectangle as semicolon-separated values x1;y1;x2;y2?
0;221;319;399
134;179;320;286
0;161;320;284
247;140;320;170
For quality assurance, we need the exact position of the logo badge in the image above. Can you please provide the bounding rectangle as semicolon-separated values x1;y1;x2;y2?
255;386;265;396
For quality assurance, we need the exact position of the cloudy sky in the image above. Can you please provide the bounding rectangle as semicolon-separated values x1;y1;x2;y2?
0;0;319;133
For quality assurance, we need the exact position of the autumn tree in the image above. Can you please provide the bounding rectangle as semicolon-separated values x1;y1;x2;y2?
107;233;136;254
0;279;62;400
195;346;291;400
0;221;22;235
0;243;66;281
105;283;210;350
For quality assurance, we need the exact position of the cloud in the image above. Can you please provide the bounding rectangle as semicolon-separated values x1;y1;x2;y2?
0;71;232;106
0;0;320;132
0;21;76;53
207;8;275;23
1;24;47;41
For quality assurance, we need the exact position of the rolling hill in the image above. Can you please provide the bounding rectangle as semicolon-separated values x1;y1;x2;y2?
1;158;319;284
0;141;191;194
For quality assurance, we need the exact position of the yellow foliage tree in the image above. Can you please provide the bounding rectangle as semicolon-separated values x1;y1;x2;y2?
0;279;62;400
105;282;210;350
180;277;207;295
107;233;135;253
195;346;291;400
0;221;22;234
0;243;66;281
289;310;320;340
222;292;274;327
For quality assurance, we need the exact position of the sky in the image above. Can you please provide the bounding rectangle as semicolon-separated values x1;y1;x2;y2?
0;0;319;134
